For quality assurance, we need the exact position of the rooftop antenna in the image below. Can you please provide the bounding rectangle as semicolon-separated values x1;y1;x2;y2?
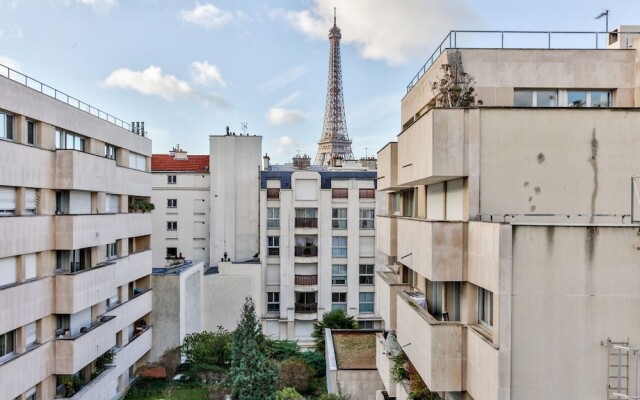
333;7;336;26
241;122;247;135
595;9;609;32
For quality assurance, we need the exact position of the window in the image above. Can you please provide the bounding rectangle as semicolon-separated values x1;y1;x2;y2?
26;120;36;145
359;292;374;313
591;91;611;107
0;257;17;287
514;90;558;107
106;194;119;213
359;189;375;199
0;112;14;140
25;386;36;400
166;247;178;258
568;90;612;107
332;188;348;199
267;292;280;313
24;253;36;280
104;143;117;160
268;236;280;256
478;287;493;328
267;188;280;199
107;291;119;309
267;207;280;228
332;264;347;285
332;208;347;229
295;208;317;228
391;192;400;215
167;221;177;231
167;199;177;208
402;189;415;217
129;152;146;171
0;330;16;360
25;322;37;349
359;264;374;285
358;321;374;329
24;188;37;215
295;292;317;313
106;241;118;259
0;186;16;216
515;89;612;108
360;209;375;229
332;236;347;257
167;175;177;184
56;248;91;273
332;292;347;312
55;129;85;151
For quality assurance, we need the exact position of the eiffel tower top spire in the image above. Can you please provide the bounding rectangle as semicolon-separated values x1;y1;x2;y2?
314;8;354;165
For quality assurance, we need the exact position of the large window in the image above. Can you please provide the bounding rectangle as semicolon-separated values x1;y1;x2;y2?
268;236;280;256
332;264;347;285
478;287;493;328
391;192;400;215
568;90;611;107
106;194;119;213
0;186;16;216
26;120;36;145
514;89;612;108
332;292;347;312
56;248;91;273
267;207;280;228
359;292;374;313
332;236;347;257
55;129;85;151
267;292;280;313
0;329;16;360
106;241;118;259
332;188;348;199
402;189;415;217
359;209;375;229
129;152;146;171
359;189;375;199
105;143;117;160
514;90;558;107
167;221;177;231
0;112;14;140
0;256;17;287
332;208;347;229
295;208;317;228
359;264;374;285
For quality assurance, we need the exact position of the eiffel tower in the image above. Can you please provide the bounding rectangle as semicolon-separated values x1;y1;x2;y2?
314;8;354;165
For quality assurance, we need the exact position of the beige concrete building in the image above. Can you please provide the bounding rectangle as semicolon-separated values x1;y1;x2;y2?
151;147;210;268
375;27;640;400
0;66;152;399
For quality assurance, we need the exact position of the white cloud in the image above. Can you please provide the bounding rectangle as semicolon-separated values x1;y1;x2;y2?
274;90;301;108
0;55;20;71
189;61;225;87
275;136;296;155
0;23;23;40
258;64;308;93
64;0;117;12
180;3;246;30
272;0;477;66
102;65;230;107
266;107;305;126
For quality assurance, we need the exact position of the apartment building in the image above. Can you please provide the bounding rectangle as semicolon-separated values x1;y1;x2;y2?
151;147;210;268
260;155;380;345
375;27;640;400
0;66;152;399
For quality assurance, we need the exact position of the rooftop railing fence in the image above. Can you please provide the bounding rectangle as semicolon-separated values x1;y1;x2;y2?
0;63;147;137
407;30;640;93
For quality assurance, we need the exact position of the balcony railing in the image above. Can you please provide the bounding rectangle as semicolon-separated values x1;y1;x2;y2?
295;303;318;314
295;217;318;228
295;275;318;285
295;246;318;257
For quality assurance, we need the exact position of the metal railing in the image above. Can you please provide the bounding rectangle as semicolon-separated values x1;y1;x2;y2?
295;303;318;314
295;245;318;257
0;63;146;137
295;217;318;228
294;275;318;285
407;30;640;93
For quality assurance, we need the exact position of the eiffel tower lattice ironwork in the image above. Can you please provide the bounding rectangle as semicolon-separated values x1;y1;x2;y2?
314;8;354;165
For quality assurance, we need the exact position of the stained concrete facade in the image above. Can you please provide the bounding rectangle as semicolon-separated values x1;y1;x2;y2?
0;68;152;399
376;28;640;400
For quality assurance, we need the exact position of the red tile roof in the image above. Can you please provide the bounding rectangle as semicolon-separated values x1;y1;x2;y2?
151;154;210;173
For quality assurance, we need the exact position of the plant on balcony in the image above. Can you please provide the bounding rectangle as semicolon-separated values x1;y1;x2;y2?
129;199;155;213
92;348;115;379
391;351;441;400
431;51;480;108
311;309;359;354
59;375;84;397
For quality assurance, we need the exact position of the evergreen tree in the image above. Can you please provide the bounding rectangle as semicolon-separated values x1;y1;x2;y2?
312;309;359;354
229;297;278;399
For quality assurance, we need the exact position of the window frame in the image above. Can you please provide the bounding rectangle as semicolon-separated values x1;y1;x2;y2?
331;292;347;312
106;241;118;260
332;208;347;229
166;247;178;258
167;175;177;184
55;129;86;151
167;199;177;208
332;264;347;285
332;236;348;258
359;209;375;229
167;221;178;231
267;207;280;228
0;329;16;361
332;188;348;199
0;112;14;140
267;236;280;256
267;292;280;313
478;287;493;329
359;292;375;314
359;264;374;285
104;143;117;160
26;120;36;145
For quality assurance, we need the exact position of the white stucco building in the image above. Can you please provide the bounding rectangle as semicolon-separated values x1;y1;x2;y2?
375;27;640;400
151;147;210;268
0;64;153;399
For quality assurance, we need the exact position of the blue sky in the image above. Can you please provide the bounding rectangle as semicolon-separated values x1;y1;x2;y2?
1;0;640;163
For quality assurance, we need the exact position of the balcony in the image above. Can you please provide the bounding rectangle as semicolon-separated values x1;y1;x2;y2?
465;326;499;400
55;213;151;250
396;291;462;392
114;327;152;376
0;215;54;259
376;271;409;332
376;215;397;257
55;316;117;375
295;217;318;228
295;303;317;314
55;262;116;314
295;245;318;257
376;332;396;397
0;342;54;400
105;289;152;333
115;250;152;287
0;277;53;334
377;142;399;191
0;139;55;189
55;149;150;197
61;366;117;400
397;108;467;186
294;275;318;292
397;218;463;281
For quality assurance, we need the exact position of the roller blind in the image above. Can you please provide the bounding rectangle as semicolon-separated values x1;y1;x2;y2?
129;152;146;171
106;194;119;213
24;253;36;280
359;236;375;257
25;322;36;347
25;188;36;214
0;257;17;287
0;186;16;215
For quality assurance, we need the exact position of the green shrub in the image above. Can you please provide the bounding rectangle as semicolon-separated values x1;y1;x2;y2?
266;339;301;360
299;351;326;377
276;387;304;400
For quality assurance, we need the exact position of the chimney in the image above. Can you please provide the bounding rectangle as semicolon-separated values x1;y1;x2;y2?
292;154;311;170
173;144;188;160
263;153;271;170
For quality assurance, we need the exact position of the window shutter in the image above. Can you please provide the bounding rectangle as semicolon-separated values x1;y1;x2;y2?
0;186;16;214
107;194;119;213
359;236;375;257
0;257;17;286
25;188;36;213
69;191;91;214
25;322;36;346
24;253;37;280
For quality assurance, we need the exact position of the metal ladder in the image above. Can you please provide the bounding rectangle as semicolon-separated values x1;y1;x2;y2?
603;338;640;400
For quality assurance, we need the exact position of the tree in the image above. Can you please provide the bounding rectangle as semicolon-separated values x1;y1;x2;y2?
266;339;301;361
275;387;304;400
430;53;479;108
181;327;232;367
312;309;359;354
228;297;279;399
277;357;313;392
